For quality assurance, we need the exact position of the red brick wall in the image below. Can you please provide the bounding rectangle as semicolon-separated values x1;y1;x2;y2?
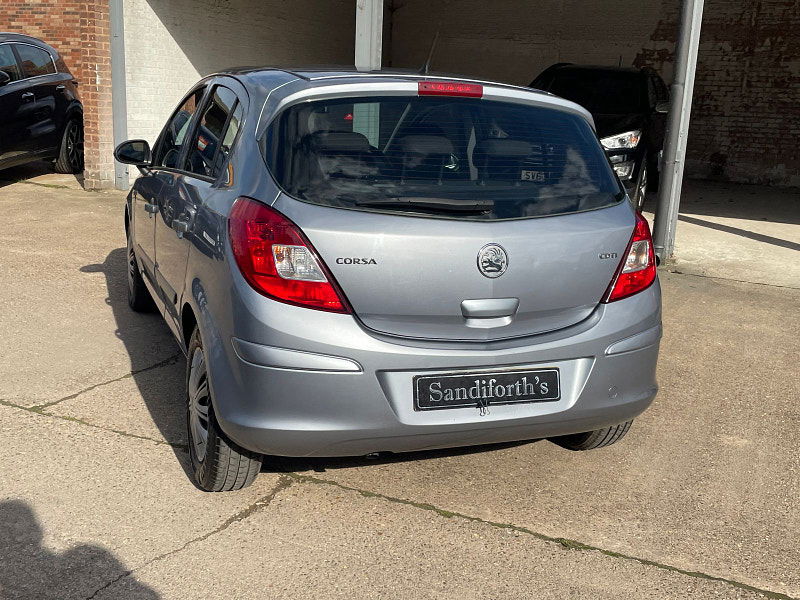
0;0;114;189
636;0;800;187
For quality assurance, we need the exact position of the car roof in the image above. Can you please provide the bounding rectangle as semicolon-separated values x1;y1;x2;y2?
0;32;59;54
215;65;557;96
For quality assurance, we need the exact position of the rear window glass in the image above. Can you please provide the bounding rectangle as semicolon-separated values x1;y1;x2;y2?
263;96;622;220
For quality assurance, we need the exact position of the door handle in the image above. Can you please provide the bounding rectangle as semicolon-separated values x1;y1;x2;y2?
21;92;34;103
144;202;159;215
172;219;190;239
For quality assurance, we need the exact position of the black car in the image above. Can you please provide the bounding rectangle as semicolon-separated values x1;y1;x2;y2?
0;33;83;174
531;64;669;208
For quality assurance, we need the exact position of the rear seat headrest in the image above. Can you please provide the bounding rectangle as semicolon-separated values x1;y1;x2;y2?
310;131;371;153
474;139;532;157
399;135;454;156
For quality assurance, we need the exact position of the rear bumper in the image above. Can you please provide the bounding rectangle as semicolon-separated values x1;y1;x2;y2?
205;279;661;457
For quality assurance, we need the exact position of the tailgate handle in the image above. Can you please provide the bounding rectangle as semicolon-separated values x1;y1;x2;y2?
461;298;520;319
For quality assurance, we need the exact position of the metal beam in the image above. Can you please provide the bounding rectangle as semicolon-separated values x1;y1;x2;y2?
355;0;383;71
652;0;705;262
109;0;129;190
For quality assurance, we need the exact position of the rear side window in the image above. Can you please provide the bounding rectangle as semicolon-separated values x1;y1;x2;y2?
263;96;621;220
15;44;55;78
0;45;21;82
184;86;241;179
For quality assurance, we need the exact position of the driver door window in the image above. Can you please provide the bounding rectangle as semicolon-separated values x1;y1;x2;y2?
153;87;205;168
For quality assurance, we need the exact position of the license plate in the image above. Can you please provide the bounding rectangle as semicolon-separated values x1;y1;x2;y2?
413;368;560;411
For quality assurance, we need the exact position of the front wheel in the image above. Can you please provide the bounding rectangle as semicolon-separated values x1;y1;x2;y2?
632;157;648;211
187;328;262;491
54;117;84;174
549;420;633;451
127;234;155;312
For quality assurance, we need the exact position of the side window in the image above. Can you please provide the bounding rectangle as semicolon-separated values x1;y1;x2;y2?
153;87;206;169
0;45;21;82
654;76;669;104
647;76;658;108
15;44;55;78
184;86;241;179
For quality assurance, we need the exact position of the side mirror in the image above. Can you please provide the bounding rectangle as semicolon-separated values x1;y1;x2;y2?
655;102;670;114
0;71;11;86
114;139;151;167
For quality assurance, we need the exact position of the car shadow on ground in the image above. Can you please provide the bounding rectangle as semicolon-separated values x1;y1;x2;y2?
0;160;84;189
80;248;194;482
83;248;543;485
0;500;160;599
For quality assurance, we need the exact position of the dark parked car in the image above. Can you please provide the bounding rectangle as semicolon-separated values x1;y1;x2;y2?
0;33;83;174
531;64;669;208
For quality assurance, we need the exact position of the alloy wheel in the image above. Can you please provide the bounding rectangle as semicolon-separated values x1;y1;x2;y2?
65;120;84;172
187;345;211;460
636;164;648;210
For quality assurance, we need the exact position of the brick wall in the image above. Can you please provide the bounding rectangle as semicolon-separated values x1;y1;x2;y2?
390;0;800;187
0;0;115;189
636;0;800;187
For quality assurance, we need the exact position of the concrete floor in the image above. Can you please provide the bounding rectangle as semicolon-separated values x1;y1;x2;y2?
0;165;798;599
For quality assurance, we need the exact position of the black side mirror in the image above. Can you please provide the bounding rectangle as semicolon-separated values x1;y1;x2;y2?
114;139;151;166
0;71;11;86
655;102;670;114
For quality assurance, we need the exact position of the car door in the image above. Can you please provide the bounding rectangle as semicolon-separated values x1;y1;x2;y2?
0;43;34;164
13;43;60;154
154;82;244;333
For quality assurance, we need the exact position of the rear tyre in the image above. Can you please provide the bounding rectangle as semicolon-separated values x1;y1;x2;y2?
54;117;84;174
550;420;633;451
127;234;155;312
187;328;262;492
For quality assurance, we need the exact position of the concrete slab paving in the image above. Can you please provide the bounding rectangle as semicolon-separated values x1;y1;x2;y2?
0;186;176;406
0;404;283;600
94;480;773;600
274;272;800;597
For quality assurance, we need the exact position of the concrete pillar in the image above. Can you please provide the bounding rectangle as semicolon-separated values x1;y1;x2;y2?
355;0;383;71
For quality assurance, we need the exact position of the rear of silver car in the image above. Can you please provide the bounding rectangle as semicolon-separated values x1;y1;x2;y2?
200;74;661;459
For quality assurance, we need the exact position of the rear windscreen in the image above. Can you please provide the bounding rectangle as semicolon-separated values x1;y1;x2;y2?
263;96;623;220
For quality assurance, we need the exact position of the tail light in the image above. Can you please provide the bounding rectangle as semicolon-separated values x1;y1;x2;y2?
228;197;349;313
603;212;657;303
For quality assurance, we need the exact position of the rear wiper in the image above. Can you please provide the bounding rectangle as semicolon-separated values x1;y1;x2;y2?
355;197;494;213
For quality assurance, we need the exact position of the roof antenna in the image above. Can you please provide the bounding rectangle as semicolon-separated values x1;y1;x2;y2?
420;30;440;75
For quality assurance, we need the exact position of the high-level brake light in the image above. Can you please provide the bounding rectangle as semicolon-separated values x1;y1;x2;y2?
418;81;483;98
228;198;349;313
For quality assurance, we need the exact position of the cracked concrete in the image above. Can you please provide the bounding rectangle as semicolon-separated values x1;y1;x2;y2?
1;174;797;599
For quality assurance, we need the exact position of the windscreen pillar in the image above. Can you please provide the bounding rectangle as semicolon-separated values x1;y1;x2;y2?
652;0;705;262
355;0;383;71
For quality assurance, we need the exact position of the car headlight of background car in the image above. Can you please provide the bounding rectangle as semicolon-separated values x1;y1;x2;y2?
601;130;642;150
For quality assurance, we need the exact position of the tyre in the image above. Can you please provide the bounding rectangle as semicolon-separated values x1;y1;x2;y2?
127;234;155;312
549;420;633;451
632;156;648;211
54;117;84;174
187;327;262;491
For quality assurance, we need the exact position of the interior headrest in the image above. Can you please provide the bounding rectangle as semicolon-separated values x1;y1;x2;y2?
310;131;371;153
399;135;454;156
474;139;532;157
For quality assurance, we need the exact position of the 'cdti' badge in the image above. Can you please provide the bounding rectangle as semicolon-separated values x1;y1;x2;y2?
477;244;508;278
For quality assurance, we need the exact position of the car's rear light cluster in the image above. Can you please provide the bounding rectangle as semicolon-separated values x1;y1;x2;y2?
603;212;657;302
228;197;349;313
418;81;483;98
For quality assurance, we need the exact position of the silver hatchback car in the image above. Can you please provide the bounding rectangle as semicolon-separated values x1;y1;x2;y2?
115;68;661;492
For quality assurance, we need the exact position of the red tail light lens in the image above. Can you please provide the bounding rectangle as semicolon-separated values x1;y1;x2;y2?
603;212;657;303
228;198;349;313
418;81;483;98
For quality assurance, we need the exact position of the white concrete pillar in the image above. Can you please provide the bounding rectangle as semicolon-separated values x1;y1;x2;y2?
355;0;383;71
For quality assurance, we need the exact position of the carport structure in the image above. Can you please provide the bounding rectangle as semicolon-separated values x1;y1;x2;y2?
109;0;711;257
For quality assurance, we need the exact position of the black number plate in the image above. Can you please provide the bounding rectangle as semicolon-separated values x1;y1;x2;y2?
413;368;560;411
